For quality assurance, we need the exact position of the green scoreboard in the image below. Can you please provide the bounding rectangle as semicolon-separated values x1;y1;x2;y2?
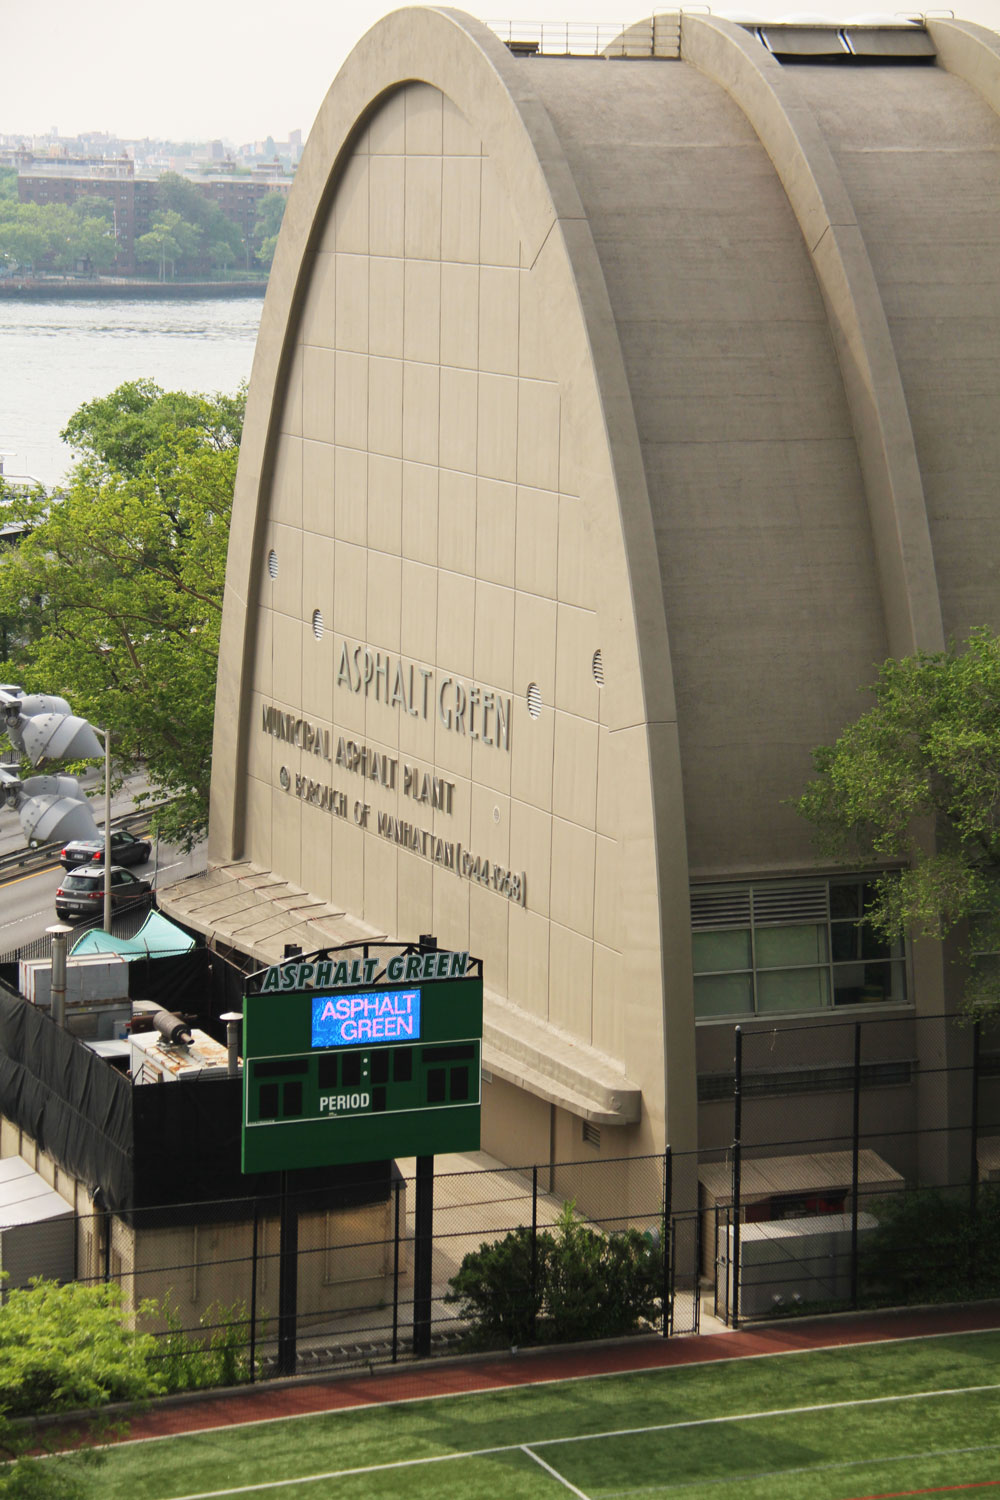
241;949;482;1172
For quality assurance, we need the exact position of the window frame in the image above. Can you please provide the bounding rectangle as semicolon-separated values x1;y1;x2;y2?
691;875;910;1023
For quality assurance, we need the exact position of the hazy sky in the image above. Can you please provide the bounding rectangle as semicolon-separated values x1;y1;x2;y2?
6;0;1000;145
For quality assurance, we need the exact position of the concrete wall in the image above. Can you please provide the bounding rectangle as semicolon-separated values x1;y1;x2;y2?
202;8;1000;1189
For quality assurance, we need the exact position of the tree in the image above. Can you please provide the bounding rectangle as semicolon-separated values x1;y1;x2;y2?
252;192;286;268
0;1275;161;1499
0;201;115;275
0;380;244;848
135;211;199;281
210;239;236;272
154;174;242;272
72;195;115;226
795;628;1000;1017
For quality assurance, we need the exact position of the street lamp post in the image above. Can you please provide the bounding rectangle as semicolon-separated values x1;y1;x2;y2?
94;726;112;932
0;687;104;847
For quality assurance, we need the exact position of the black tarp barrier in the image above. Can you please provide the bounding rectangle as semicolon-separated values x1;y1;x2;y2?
0;984;390;1223
126;948;209;1013
0;985;133;1208
129;1076;391;1227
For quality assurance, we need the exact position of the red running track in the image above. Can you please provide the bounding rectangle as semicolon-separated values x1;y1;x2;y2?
109;1301;1000;1445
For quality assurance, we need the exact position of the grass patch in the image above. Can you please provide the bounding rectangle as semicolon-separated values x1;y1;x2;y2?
83;1330;1000;1500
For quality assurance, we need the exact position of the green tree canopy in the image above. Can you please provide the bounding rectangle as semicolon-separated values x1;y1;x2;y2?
154;173;242;271
0;199;116;274
796;628;1000;1017
0;1274;161;1499
72;193;115;225
252;192;286;268
0;379;244;848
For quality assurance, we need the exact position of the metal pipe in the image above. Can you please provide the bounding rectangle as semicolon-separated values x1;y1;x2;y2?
46;923;71;1027
731;1025;743;1330
850;1022;862;1307
220;1012;243;1076
99;726;111;932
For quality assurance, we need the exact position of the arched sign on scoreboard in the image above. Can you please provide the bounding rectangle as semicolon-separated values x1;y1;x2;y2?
241;947;482;1171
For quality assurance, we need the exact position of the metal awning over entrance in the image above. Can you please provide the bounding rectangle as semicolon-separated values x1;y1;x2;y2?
158;862;386;964
158;862;643;1127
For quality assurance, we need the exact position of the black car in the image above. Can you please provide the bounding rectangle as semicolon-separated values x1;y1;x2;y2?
55;865;154;921
59;829;152;870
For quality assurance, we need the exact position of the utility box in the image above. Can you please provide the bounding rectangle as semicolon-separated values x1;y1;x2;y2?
130;1027;231;1083
722;1210;877;1319
19;954;130;1008
0;1158;75;1297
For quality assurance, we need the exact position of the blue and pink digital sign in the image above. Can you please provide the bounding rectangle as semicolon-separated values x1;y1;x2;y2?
311;988;421;1047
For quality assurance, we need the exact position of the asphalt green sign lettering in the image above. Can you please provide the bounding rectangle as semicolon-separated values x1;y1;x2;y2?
241;961;482;1172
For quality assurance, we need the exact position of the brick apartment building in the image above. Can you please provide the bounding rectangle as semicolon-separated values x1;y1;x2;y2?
17;156;289;273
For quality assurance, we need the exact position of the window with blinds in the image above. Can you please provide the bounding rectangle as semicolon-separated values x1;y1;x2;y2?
690;878;907;1020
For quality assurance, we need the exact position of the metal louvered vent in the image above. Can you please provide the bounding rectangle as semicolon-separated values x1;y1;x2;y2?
698;1059;914;1103
311;609;324;640
691;888;752;930
267;549;278;580
752;884;829;925
592;649;604;685
526;682;542;720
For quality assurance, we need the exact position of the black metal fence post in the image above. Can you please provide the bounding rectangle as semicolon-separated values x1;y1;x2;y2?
851;1021;862;1308
413;1154;434;1357
731;1025;742;1329
249;1199;258;1383
391;1173;401;1364
970;1019;982;1291
277;1172;298;1377
970;1019;981;1217
531;1164;539;1343
662;1146;672;1337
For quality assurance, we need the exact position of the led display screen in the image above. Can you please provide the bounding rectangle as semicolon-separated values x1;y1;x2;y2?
310;988;421;1047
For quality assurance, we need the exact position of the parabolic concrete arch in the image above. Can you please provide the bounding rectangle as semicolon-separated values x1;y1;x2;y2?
160;6;1000;1191
204;6;695;1178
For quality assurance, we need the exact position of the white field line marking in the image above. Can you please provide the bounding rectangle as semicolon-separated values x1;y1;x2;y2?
523;1445;592;1498
128;1379;1000;1500
598;1441;1000;1497
102;1324;1000;1451
529;1380;1000;1451
152;1442;514;1500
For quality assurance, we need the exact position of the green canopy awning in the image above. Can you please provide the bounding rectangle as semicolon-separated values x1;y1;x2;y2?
70;910;196;960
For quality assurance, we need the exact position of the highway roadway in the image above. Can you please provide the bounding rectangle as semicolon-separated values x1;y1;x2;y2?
0;765;151;861
0;826;207;957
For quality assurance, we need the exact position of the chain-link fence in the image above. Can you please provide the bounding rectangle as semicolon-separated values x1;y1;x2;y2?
44;1151;675;1385
7;1006;1000;1388
699;1011;1000;1326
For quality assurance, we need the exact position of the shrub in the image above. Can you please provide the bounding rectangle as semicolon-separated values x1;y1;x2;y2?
445;1226;554;1347
545;1203;662;1342
447;1202;663;1348
860;1185;1000;1305
142;1295;253;1392
0;1278;159;1417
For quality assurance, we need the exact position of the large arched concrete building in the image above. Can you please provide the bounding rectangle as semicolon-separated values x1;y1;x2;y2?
162;9;1000;1193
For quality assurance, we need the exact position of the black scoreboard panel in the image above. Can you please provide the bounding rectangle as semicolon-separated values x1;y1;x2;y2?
247;1040;480;1121
242;976;482;1171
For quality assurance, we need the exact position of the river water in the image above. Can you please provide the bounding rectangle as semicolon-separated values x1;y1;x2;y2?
0;296;264;486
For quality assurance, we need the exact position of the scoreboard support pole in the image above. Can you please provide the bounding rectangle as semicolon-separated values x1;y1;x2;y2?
412;1154;434;1357
277;1171;299;1376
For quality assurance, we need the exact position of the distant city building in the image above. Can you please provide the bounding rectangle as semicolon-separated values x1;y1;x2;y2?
186;170;291;245
16;156;155;273
14;153;290;274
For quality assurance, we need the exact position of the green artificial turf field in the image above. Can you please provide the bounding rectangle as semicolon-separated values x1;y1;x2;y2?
87;1330;1000;1500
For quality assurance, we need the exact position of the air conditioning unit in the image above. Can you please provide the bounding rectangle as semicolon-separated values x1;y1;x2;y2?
721;1211;877;1319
